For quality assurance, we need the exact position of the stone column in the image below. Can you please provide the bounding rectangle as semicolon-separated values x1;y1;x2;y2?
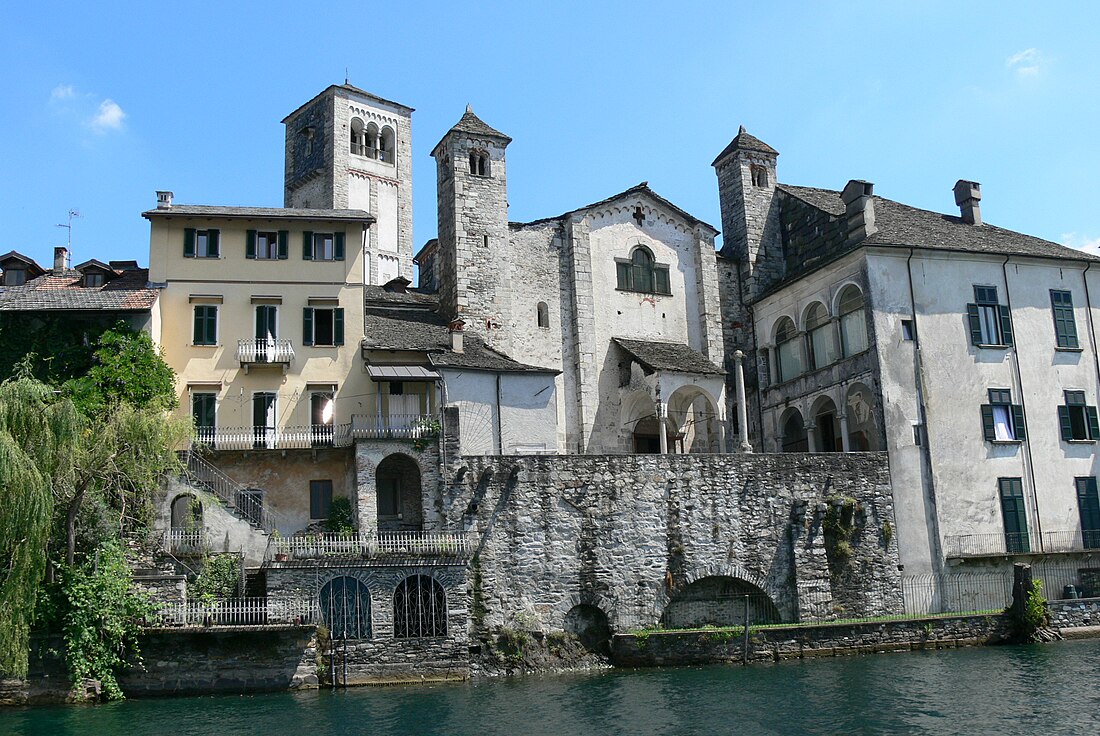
805;422;817;453
733;350;752;453
839;411;851;452
657;402;669;454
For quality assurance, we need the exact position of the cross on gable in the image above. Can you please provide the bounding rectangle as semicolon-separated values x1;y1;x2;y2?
633;206;646;226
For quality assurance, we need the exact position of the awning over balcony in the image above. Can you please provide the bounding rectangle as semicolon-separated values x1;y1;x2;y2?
366;364;441;381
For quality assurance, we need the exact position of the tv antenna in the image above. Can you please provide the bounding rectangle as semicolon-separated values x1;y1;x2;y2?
56;209;82;250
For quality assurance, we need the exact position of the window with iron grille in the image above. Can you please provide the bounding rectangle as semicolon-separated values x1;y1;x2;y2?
319;576;372;640
393;575;447;638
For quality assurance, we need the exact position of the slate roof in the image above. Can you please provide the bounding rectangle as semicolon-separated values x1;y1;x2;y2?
142;205;374;223
362;299;556;374
446;105;512;142
514;182;718;234
612;338;724;376
777;184;1100;263
0;266;158;312
712;126;779;166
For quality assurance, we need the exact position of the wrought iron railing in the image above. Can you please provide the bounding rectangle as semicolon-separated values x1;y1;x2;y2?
236;338;294;364
350;413;438;440
181;450;289;533
1042;529;1100;553
165;528;208;556
268;531;474;562
152;597;318;628
943;532;1033;557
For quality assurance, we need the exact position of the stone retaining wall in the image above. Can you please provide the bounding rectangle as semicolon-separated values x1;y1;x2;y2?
611;614;1011;667
1048;597;1100;629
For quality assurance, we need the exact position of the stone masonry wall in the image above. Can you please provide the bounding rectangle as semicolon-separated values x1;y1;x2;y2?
441;452;900;633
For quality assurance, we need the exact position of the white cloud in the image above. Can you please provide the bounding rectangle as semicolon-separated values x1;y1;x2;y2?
50;84;75;100
1060;232;1100;254
1006;48;1044;77
89;99;125;132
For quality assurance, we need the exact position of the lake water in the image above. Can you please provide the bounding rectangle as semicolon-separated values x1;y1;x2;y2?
3;639;1099;736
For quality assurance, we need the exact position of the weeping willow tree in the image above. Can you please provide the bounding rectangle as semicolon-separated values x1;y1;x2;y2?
0;374;188;680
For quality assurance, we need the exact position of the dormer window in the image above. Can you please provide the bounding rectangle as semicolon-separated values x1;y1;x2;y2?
2;266;26;286
83;272;105;288
469;150;489;176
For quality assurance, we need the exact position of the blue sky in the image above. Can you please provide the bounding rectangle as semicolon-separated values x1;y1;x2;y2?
3;1;1100;270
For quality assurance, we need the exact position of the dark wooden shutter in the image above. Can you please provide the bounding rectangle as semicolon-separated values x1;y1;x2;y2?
1059;405;1074;441
334;232;345;261
1077;478;1100;548
998;305;1013;346
966;304;982;345
193;307;202;344
302;308;314;346
980;405;996;441
246;230;257;259
616;262;631;290
184;228;196;257
303;231;314;260
208;229;220;257
999;478;1029;553
655;267;670;295
277;230;289;259
1011;405;1026;441
1087;406;1100;440
333;308;345;346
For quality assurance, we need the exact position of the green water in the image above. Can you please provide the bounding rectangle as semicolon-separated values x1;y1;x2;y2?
4;640;1099;736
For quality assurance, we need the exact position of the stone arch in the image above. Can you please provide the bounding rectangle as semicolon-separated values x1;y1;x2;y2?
319;575;372;640
666;384;722;453
378;125;396;164
536;301;549;328
661;574;782;628
376;453;423;531
809;394;842;453
170;493;202;530
563;604;612;654
779;406;807;452
621;390;674;454
350;117;366;155
836;284;869;357
846;382;879;450
773;316;802;382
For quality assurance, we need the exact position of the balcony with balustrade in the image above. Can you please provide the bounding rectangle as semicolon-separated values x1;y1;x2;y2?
236;338;295;372
193;412;440;451
944;530;1100;559
266;531;474;565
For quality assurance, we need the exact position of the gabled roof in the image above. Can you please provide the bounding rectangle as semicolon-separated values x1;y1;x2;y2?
0;251;46;277
75;259;114;273
712;126;779;166
0;265;158;312
142;205;374;224
513;182;718;234
776;184;1100;263
613;338;724;376
281;83;414;123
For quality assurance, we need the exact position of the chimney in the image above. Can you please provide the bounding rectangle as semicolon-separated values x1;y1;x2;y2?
448;318;465;354
953;180;982;225
156;190;173;209
841;179;878;242
53;246;68;272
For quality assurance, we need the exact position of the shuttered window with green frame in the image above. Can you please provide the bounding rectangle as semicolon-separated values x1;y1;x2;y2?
980;388;1025;442
1075;477;1100;549
192;305;218;346
998;477;1030;554
303;307;344;347
1058;390;1099;441
1050;290;1079;349
966;285;1012;347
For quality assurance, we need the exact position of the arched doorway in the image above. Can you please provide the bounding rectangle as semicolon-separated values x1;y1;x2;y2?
662;576;781;628
170;494;203;530
376;454;423;531
319;576;372;640
169;494;204;555
563;604;612;654
811;396;842;453
780;408;808;452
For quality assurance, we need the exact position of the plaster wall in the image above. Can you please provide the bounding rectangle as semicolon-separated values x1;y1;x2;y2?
443;370;559;456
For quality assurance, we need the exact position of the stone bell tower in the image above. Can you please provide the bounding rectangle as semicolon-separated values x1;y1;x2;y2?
431;105;513;354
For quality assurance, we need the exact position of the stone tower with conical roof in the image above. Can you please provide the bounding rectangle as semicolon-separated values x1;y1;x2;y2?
431;105;513;353
713;126;782;300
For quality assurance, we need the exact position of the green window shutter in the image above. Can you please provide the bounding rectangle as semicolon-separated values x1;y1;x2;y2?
1059;405;1074;441
966;304;982;345
999;305;1013;346
655;267;670;295
303;231;314;260
184;228;196;258
980;404;996;441
1087;406;1100;440
277;230;289;259
208;229;220;257
333;308;345;345
1011;404;1026;441
616;262;631;290
334;232;345;261
302;308;314;346
193;307;202;344
246;230;257;259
